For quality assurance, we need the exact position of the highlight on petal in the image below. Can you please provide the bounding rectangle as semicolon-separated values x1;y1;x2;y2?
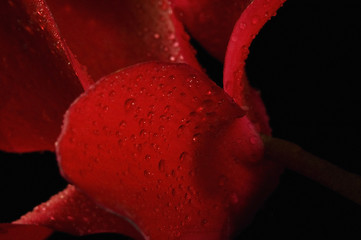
45;0;201;80
0;0;91;152
15;185;144;240
0;223;53;240
171;0;252;61
223;0;286;135
57;62;282;239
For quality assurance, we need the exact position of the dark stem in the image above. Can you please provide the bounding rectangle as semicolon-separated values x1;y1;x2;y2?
262;135;361;206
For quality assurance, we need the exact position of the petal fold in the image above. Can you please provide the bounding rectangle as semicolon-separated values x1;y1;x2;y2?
15;185;144;240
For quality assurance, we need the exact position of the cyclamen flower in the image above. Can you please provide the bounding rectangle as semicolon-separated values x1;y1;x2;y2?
1;0;360;239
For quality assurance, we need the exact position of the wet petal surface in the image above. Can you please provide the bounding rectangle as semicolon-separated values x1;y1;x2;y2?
57;62;282;239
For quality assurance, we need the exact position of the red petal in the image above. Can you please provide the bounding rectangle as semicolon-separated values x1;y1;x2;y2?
0;223;52;240
224;0;286;135
15;185;144;240
171;0;253;61
46;0;201;80
57;62;281;239
0;0;91;152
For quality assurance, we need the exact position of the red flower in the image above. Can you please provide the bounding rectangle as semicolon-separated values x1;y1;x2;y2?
1;0;360;239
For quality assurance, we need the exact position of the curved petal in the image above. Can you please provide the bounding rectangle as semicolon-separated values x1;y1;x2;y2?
46;0;201;80
0;0;91;152
0;223;53;240
224;0;286;135
57;62;282;239
170;0;252;61
15;185;144;240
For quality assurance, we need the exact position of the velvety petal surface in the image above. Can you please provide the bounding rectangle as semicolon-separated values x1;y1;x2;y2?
46;0;200;80
171;0;252;61
57;62;282;239
224;0;287;135
15;185;144;240
0;223;53;240
0;0;91;152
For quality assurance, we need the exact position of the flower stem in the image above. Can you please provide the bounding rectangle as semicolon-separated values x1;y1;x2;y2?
262;135;361;205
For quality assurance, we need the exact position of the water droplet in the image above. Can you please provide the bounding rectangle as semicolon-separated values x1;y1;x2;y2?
153;33;160;39
164;105;170;113
147;111;155;119
177;125;185;137
138;118;146;127
119;120;127;129
136;143;142;152
144;170;151;177
144;154;151;161
158;159;165;172
186;74;196;87
124;98;136;111
192;133;201;142
168;33;175;40
179;151;190;162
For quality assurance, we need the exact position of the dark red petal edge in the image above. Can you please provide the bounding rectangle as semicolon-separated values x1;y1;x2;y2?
0;0;92;152
14;185;144;240
170;0;253;62
224;0;287;135
0;223;53;240
45;0;201;80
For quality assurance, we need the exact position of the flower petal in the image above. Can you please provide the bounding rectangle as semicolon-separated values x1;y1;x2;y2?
15;185;144;240
0;0;91;152
224;0;286;135
0;223;53;240
57;62;281;239
170;0;252;61
46;0;201;80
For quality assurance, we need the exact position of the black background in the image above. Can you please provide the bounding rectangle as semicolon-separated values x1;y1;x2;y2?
1;0;360;239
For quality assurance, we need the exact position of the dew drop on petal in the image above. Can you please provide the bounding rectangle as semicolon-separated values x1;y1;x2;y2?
179;151;189;162
153;33;160;39
144;154;151;161
192;133;201;142
158;159;165;172
124;98;136;111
